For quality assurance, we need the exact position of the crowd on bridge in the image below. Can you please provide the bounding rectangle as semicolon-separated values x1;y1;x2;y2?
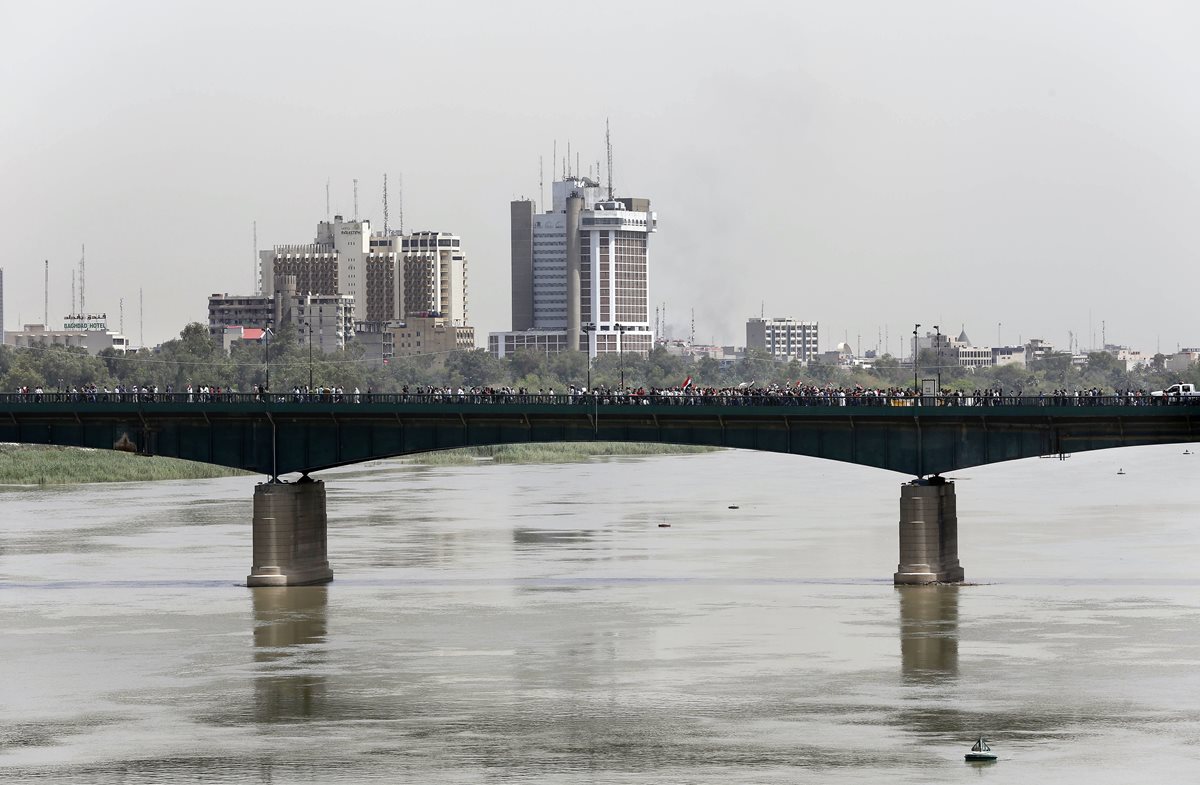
7;382;1199;407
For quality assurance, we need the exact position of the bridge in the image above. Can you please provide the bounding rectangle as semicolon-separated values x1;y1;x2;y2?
2;392;1197;587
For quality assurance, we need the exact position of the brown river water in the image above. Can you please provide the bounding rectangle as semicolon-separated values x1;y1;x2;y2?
2;445;1198;783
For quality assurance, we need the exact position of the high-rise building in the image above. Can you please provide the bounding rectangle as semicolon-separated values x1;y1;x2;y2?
746;317;819;363
491;176;656;359
260;217;470;329
400;231;468;326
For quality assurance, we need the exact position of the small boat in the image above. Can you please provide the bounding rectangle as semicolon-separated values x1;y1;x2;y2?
728;505;739;510
657;523;671;528
1117;469;1126;475
1185;450;1193;455
965;737;997;762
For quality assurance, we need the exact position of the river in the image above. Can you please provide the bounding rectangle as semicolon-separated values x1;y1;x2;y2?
2;445;1199;783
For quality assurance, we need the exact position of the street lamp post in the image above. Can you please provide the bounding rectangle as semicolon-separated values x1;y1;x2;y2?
582;322;596;392
912;323;921;396
615;323;630;389
305;321;314;392
263;326;274;400
933;324;941;395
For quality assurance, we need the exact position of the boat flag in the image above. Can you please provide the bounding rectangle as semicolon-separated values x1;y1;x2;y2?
681;375;693;389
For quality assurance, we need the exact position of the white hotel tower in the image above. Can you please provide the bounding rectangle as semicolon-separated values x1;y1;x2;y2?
491;176;656;358
260;216;468;327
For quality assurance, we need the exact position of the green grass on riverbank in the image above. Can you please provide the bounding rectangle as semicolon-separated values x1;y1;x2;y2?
0;444;251;486
403;442;721;466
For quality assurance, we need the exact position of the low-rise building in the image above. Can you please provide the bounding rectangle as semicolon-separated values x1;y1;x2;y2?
1166;348;1200;372
489;329;571;358
992;345;1027;367
747;317;819;363
6;315;130;355
208;275;354;354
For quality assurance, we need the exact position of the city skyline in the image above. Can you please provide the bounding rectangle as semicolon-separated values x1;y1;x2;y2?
4;3;1200;355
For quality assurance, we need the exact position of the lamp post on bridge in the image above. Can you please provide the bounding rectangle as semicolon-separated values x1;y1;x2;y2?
912;323;921;396
933;324;941;395
262;326;274;399
615;322;631;389
305;321;314;393
582;322;596;392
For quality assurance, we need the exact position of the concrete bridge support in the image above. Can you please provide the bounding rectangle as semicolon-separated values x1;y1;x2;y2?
247;479;334;587
894;478;965;585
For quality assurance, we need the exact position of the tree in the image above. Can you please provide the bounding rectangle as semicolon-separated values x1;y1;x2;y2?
445;349;508;387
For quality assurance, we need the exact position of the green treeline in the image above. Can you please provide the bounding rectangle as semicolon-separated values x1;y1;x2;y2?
0;322;1196;395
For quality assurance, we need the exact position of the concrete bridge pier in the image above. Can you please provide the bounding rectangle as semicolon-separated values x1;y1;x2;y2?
893;478;965;585
247;478;334;587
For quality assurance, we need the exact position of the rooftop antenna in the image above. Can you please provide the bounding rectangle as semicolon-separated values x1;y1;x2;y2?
539;155;544;211
382;173;389;234
252;221;258;295
690;308;696;347
325;178;331;221
553;140;557;180
139;287;144;349
79;244;85;315
606;118;614;200
120;297;124;335
43;259;48;325
567;140;571;178
576;151;580;182
398;173;404;234
71;270;76;316
353;178;359;220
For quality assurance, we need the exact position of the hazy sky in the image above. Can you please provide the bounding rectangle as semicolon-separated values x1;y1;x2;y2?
3;1;1199;355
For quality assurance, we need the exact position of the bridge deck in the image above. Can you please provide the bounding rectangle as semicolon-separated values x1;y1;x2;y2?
1;394;1196;477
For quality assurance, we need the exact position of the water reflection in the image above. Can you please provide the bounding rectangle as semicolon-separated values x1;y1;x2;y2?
898;585;959;681
252;586;328;723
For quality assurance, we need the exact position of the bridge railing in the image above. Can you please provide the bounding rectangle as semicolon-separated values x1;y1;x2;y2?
1;392;1198;408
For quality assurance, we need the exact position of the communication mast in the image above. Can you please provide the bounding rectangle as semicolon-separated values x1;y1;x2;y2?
382;174;389;234
44;259;48;325
252;221;258;295
353;179;359;220
690;308;695;347
399;174;405;234
71;270;76;316
79;244;85;315
325;178;331;222
139;288;144;349
606;118;614;200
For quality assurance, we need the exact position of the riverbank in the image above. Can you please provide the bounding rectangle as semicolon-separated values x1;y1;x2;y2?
402;443;721;466
0;444;251;485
